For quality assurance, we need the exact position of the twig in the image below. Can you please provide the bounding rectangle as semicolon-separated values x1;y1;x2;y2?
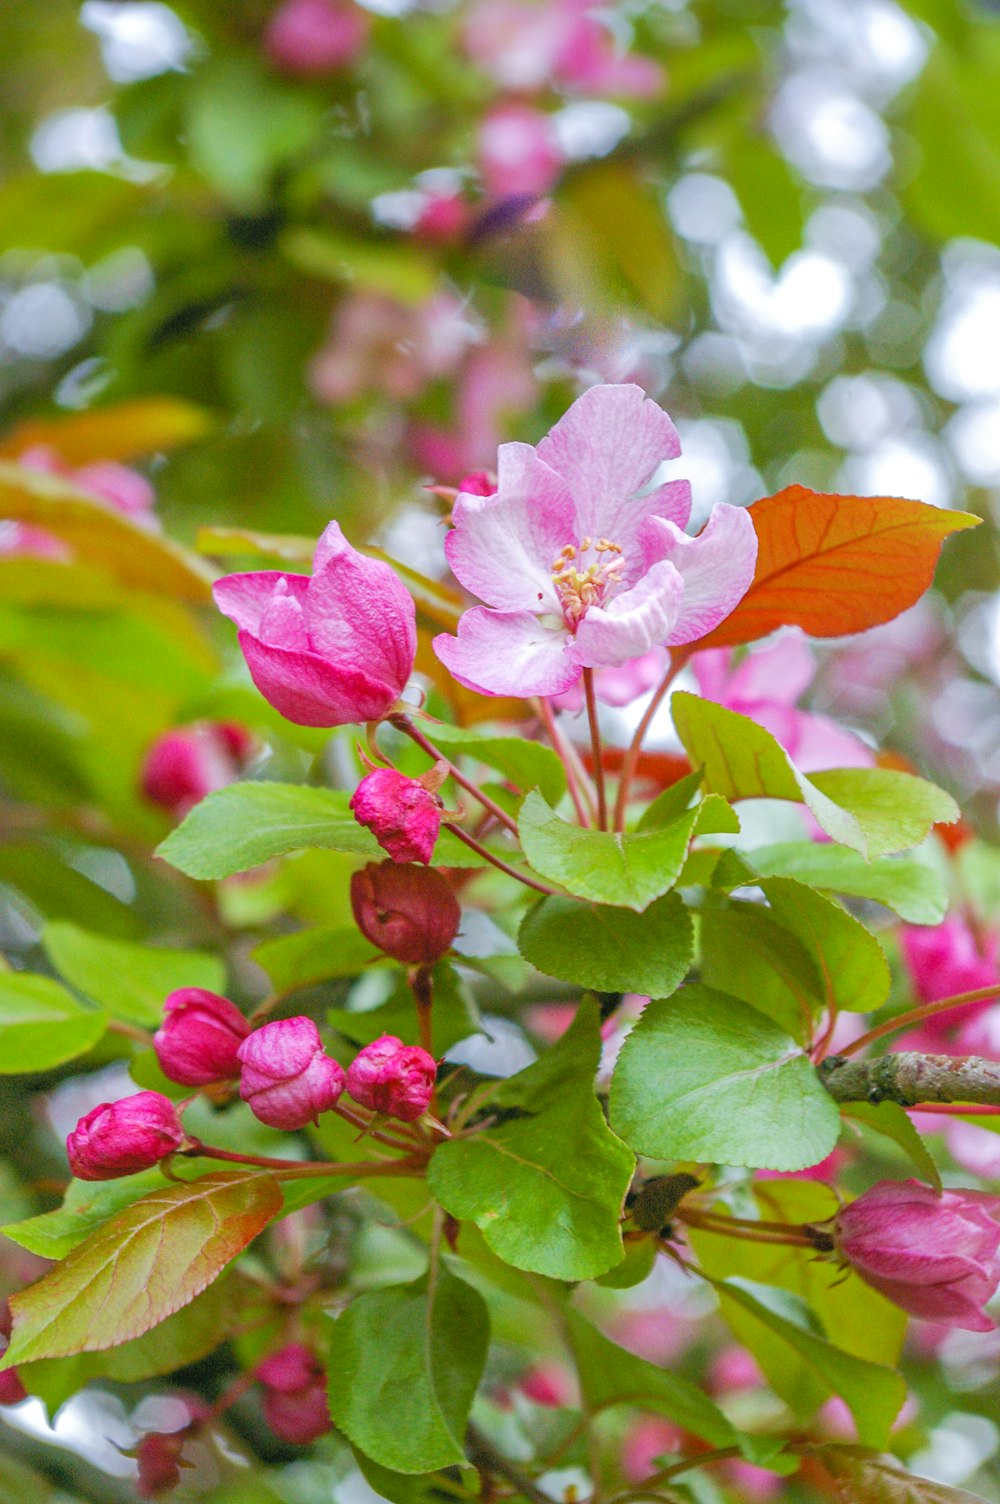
820;1051;1000;1108
466;1423;555;1504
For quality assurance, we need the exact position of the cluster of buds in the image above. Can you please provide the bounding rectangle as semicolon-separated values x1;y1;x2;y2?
256;1343;331;1444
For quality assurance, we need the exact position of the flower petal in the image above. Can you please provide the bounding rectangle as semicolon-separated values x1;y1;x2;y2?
213;570;310;637
536;383;689;548
570;561;684;669
445;443;575;611
304;523;416;695
239;632;400;727
644;504;758;647
433;607;579;697
724;632;816;706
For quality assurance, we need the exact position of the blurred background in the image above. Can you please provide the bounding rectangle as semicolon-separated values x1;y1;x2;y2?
5;0;1000;1498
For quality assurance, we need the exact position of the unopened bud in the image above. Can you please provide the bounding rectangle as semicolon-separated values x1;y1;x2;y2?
0;1302;26;1406
350;860;460;965
67;1092;186;1181
237;1017;345;1131
346;1034;436;1122
350;767;443;864
257;1343;331;1444
154;988;250;1087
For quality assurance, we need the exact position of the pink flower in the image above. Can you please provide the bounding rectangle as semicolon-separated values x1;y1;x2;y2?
349;768;442;864
433;384;757;699
19;444;156;522
478;103;564;198
67;1092;186;1181
350;861;461;964
692;633;874;773
154;988;251;1087
464;0;663;97
413;192;469;244
264;0;369;75
835;1179;1000;1331
901;917;999;1008
519;1362;574;1407
345;1034;437;1121
620;1416;683;1483
141;721;252;819
0;1302;26;1407
213;522;416;727
237;1018;345;1130
257;1344;331;1444
707;1344;764;1395
310;292;476;405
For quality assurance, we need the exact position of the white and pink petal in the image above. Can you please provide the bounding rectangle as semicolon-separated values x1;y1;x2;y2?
433;607;579;698
570;560;684;669
642;504;758;647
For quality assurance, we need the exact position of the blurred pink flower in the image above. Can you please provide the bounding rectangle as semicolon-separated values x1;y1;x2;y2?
434;384;756;698
310;293;478;406
478;103;564;198
3;444;157;560
901;917;999;1008
692;633;874;773
264;0;369;75
141;721;253;819
620;1416;683;1483
409;327;538;481
464;0;663;97
707;1344;764;1395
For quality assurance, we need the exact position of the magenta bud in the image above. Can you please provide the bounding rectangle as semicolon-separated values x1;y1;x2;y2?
141;721;251;819
67;1092;186;1182
835;1179;1000;1331
258;1343;331;1444
349;768;442;864
265;0;369;76
154;987;251;1087
346;1034;436;1122
0;1302;26;1407
350;861;460;965
256;1342;318;1393
237;1017;345;1130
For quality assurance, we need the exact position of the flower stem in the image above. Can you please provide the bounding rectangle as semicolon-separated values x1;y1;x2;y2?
612;649;690;832
582;669;608;829
906;1102;1000;1117
608;1445;744;1501
835;986;1000;1059
187;1142;424;1178
677;1207;827;1250
536;695;596;826
331;1101;417;1151
444;821;560;895
391;713;519;835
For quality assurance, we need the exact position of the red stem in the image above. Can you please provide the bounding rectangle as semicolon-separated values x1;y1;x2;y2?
445;822;560;895
836;986;1000;1059
582;669;608;829
536;695;596;826
906;1102;1000;1117
392;714;519;834
612;649;690;832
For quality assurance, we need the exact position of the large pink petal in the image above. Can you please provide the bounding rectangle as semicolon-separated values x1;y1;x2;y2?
445;443;575;610
239;632;399;727
433;607;579;697
643;504;757;647
570;561;684;669
784;710;874;773
536;384;687;549
213;571;310;637
258;578;311;650
725;632;815;706
304;524;416;694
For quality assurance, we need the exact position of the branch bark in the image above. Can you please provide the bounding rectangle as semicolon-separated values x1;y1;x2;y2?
820;1052;1000;1107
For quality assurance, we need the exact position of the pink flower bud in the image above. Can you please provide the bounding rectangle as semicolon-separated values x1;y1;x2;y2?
350;768;442;864
67;1092;186;1181
237;1017;345;1130
0;1301;26;1406
265;0;369;75
414;193;469;245
154;988;251;1087
345;1034;436;1122
835;1179;1000;1330
136;1432;186;1498
478;103;563;198
519;1362;573;1407
213;522;416;728
620;1416;683;1483
141;722;252;819
258;1343;331;1444
350;861;460;965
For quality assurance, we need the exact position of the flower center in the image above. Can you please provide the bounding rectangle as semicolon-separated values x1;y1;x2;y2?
551;537;625;630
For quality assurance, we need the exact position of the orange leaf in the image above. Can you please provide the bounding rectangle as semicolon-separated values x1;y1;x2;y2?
697;486;979;649
0;398;211;465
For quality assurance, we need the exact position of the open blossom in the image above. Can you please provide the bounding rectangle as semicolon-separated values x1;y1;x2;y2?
213;522;416;727
692;633;874;773
67;1092;186;1181
464;0;663;97
433;384;757;699
901;916;999;1007
835;1179;1000;1331
350;768;443;864
346;1034;437;1121
237;1017;345;1130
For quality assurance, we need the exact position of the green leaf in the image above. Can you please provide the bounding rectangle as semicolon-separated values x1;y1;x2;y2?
671;694;958;858
43;921;225;1027
812;1445;992;1503
700;901;823;1040
841;1101;942;1193
758;878;891;1015
3;1169;175;1260
609;985;840;1171
0;973;106;1073
635;768;705;831
518;790;738;911
325;1266;489;1473
428;1001;635;1279
563;1306;739;1450
733;842;948;926
3;1172;281;1365
187;57;323;210
352;1451;450;1504
517;891;693;995
0;841;140;938
252;925;383;996
419;722;567;806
